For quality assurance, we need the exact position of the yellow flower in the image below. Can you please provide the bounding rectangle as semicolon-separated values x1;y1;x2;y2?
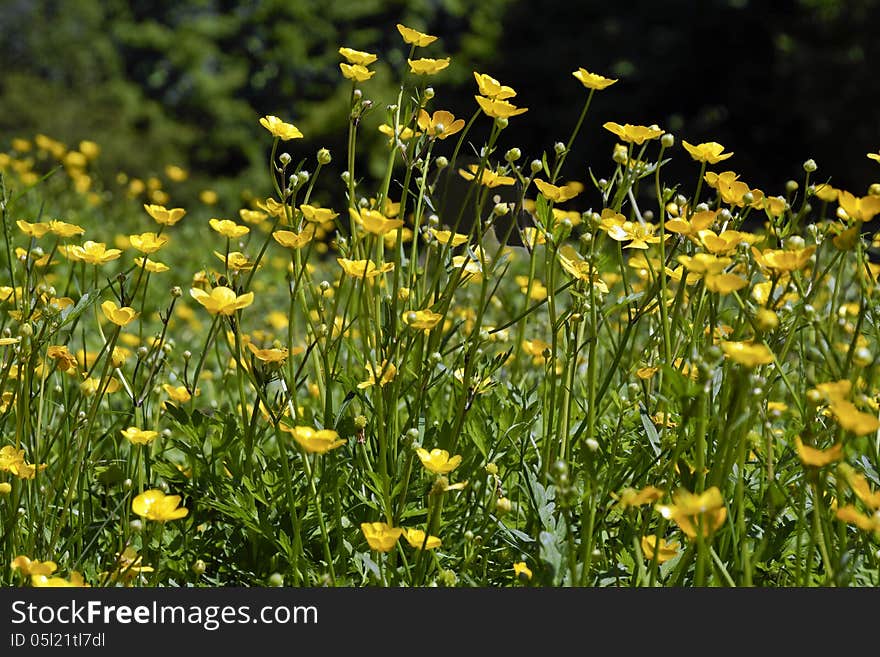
247;343;288;363
47;345;78;372
682;140;734;164
836;505;880;534
358;361;397;389
379;123;416;143
240;208;268;224
475;95;528;119
403;528;442;550
209;218;250;239
666;209;717;237
350;207;404;236
300;204;339;224
16;219;50;238
0;445;45;479
259;115;303;140
273;227;315;250
417;109;465;140
128;232;169;254
47;220;86;237
338;47;377;65
698;229;747;255
513;561;533;581
656;487;727;539
101;300;139;327
828;400;880;436
68;241;122;265
134;257;169;273
836;190;880;223
557;245;608;292
572;67;617;90
280;425;346;454
720;341;774;367
868;151;880;163
794;436;843;467
361;522;404;552
340;63;375;82
616;485;665;509
396;23;437;47
403;309;443;331
677;253;747;295
416;448;462;474
458;163;515;187
337;258;394;279
428;228;468;247
751;245;815;273
11;556;57;576
162;384;194;404
31;571;90;588
144;204;186;226
603;122;665;145
533;179;581;203
408;57;450;75
121;426;159;446
132;489;189;522
190;286;255;316
214;251;258;271
813;183;838;202
602;217;662;250
641;536;680;563
473;71;516;99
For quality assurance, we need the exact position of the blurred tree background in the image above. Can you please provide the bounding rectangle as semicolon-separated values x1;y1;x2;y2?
1;0;877;212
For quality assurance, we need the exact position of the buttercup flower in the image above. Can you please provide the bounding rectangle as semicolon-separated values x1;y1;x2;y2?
128;232;168;254
458;164;515;188
16;220;50;238
513;561;533;581
280;425;346;454
338;47;377;66
350;207;404;236
828;400;880;436
337;258;394;279
416;448;462;474
190;286;254;316
656;487;727;539
403;309;443;331
417;110;465;139
101;300;139;327
403;528;441;550
209;219;250;239
121;426;160;446
68;241;122;265
572;67;617;90
132;489;188;522
47;220;86;237
357;361;397;389
162;384;194;404
273;227;315;250
247;343;288;363
641;536;680;563
396;23;437;47
473;72;516;99
794;436;843;467
408;58;450;75
603;122;665;145
428;228;468;247
836;190;880;223
144;204;186;226
259;115;303;140
340;63;375;82
682;140;734;164
11;556;57;577
361;522;404;552
533;179;582;203
134;257;169;273
720;341;775;367
300;204;339;224
475;95;528;119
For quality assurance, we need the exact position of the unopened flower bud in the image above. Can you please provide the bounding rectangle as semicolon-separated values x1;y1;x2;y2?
554;141;566;155
435;156;448;169
279;152;291;166
585;438;599;452
785;180;798;194
530;159;543;174
493;202;509;217
424;87;435;100
354;414;367;429
496;497;513;515
317;148;332;165
505;148;521;162
803;159;817;173
192;559;207;575
661;133;675;148
495;117;509;129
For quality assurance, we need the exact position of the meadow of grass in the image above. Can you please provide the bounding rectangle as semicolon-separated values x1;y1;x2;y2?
2;23;880;588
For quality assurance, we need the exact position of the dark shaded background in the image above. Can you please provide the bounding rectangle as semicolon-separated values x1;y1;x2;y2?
1;0;877;209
